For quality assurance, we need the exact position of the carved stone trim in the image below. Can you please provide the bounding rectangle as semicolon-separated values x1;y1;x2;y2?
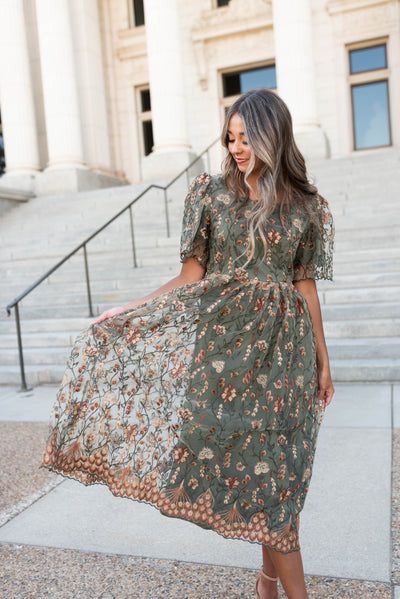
192;15;272;44
191;0;272;88
116;27;147;61
326;0;396;15
116;43;147;61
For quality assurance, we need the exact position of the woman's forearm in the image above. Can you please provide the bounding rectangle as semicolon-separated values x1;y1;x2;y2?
294;278;334;405
120;272;199;311
293;279;330;372
94;257;206;324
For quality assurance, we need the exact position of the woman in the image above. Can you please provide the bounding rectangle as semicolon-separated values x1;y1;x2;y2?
42;88;334;599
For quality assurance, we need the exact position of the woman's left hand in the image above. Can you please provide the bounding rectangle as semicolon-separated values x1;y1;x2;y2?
318;368;335;407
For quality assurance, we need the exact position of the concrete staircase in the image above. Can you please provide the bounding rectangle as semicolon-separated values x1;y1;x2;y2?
1;150;400;386
310;149;400;382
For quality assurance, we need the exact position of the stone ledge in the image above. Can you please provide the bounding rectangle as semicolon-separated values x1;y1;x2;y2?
0;187;34;202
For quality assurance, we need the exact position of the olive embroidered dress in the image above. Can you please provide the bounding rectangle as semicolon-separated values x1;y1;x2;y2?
42;174;334;553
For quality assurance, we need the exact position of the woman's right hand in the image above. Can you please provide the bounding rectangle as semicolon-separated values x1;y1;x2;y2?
93;305;126;325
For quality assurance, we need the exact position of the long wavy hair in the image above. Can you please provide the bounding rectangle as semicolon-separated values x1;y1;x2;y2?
221;88;317;263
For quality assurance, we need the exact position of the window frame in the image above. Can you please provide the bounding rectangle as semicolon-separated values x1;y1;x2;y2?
349;43;387;75
128;0;145;28
135;85;154;158
0;109;5;176
347;38;392;151
219;61;277;115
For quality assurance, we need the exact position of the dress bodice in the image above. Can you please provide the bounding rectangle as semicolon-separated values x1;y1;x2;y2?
180;174;334;287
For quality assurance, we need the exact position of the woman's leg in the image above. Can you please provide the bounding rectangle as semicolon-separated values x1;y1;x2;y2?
256;545;279;598
258;545;308;599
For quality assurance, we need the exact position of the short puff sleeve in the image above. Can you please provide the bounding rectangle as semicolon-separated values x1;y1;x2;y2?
293;195;334;282
180;174;212;269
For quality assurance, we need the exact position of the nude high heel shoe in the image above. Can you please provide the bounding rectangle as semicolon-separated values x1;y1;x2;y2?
255;567;278;598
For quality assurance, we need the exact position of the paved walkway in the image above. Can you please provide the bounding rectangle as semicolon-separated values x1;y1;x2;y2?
0;382;397;598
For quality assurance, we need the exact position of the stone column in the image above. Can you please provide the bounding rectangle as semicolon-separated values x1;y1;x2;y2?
142;0;195;180
272;0;328;159
69;0;113;174
0;0;40;184
35;0;86;170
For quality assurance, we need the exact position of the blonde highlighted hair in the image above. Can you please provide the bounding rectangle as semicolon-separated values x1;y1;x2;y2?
221;88;317;263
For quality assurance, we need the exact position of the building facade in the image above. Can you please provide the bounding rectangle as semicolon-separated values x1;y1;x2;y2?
0;0;399;194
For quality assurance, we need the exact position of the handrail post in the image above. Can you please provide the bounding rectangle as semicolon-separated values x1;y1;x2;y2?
129;206;138;268
163;188;171;238
14;303;31;392
83;245;94;317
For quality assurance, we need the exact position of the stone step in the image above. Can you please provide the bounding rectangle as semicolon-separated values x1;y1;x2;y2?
1;325;397;365
3;269;398;306
2;239;398;274
334;235;400;251
1;275;172;301
4;289;398;321
6;241;397;272
2;304;106;320
2;279;397;316
0;332;77;349
321;301;400;320
3;258;399;302
3;243;398;288
324;318;400;338
321;285;400;305
3;302;398;334
0;347;70;366
1;315;397;352
330;358;400;382
0;365;65;386
0;317;92;334
334;222;400;237
326;337;400;359
333;247;400;263
334;259;400;276
320;271;400;290
1;356;398;387
334;214;400;229
2;278;171;308
2;247;180;275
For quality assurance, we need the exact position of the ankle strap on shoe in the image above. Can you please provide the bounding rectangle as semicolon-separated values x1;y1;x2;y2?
260;568;278;583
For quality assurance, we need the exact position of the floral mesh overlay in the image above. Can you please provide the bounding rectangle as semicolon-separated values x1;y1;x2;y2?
42;174;334;553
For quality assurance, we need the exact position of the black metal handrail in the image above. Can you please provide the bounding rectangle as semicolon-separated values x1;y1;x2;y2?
6;138;220;391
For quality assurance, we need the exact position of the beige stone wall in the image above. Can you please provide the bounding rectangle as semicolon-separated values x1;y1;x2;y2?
1;0;399;190
323;0;400;156
103;0;276;181
101;0;399;182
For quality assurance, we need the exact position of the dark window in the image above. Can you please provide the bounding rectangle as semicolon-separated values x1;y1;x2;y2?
142;120;154;156
351;80;391;149
350;44;387;74
217;0;231;6
222;65;276;97
133;0;145;27
0;110;5;176
140;89;151;112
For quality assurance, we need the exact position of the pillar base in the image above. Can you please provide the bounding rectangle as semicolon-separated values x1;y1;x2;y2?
0;171;37;194
294;126;330;161
38;168;127;195
1;167;127;196
141;149;198;182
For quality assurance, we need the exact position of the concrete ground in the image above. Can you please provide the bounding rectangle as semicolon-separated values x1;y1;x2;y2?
0;382;397;598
